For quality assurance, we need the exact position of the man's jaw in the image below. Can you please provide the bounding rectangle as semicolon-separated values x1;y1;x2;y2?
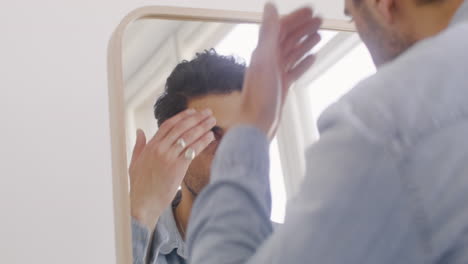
183;179;199;198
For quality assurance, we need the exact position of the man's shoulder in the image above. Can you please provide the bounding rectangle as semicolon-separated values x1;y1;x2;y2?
326;23;468;148
348;21;468;101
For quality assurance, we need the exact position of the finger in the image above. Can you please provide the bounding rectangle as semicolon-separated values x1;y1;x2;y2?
167;115;217;159
279;7;314;42
281;17;322;56
286;54;316;85
130;129;146;165
157;109;214;152
258;3;280;46
151;108;197;143
178;131;215;161
283;33;321;70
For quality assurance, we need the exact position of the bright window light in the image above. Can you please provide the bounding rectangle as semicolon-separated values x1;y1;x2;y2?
215;24;259;64
269;138;287;223
307;43;376;120
215;24;336;223
216;24;338;65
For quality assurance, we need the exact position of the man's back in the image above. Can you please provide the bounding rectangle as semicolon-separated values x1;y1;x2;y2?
188;3;468;263
390;21;468;263
310;9;468;262
407;115;468;263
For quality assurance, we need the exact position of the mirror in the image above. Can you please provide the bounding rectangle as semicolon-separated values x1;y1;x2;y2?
122;18;293;224
109;8;375;263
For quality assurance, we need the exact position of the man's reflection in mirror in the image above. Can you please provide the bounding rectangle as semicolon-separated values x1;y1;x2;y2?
130;49;245;264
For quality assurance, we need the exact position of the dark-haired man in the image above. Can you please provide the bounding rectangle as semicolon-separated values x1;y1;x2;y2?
130;50;247;264
188;1;468;264
130;9;320;261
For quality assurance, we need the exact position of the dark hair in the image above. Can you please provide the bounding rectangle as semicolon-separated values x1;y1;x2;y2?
154;49;246;126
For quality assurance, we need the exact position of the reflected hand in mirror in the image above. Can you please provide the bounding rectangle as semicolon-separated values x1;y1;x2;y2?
129;108;216;231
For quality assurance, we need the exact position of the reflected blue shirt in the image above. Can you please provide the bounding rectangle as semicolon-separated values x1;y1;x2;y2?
132;193;186;264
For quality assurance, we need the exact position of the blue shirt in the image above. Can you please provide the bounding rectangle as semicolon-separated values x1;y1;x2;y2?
132;193;186;264
187;2;468;264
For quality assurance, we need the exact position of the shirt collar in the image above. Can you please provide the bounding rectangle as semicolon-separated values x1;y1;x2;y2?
154;192;187;259
451;0;468;25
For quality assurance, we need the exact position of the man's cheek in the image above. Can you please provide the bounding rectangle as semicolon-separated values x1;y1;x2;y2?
194;152;214;169
205;140;220;156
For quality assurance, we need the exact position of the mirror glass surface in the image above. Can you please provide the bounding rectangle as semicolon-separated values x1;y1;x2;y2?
121;18;376;228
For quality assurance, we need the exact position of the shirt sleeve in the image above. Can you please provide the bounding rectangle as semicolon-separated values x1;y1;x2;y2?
187;101;425;264
132;218;151;264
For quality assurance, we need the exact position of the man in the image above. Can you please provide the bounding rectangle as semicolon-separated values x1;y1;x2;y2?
130;22;319;263
187;1;468;264
129;50;245;264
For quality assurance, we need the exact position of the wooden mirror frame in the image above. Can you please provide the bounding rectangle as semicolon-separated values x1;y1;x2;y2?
108;6;355;263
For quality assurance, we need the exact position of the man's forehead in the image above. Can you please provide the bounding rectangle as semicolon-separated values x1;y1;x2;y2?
187;92;242;129
187;93;242;110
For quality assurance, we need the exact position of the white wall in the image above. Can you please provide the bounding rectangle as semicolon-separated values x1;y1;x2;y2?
0;0;345;263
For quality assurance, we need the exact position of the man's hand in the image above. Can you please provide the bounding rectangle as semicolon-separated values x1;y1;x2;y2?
238;4;322;138
129;109;216;231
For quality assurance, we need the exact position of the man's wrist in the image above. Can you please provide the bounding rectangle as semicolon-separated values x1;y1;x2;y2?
131;206;161;231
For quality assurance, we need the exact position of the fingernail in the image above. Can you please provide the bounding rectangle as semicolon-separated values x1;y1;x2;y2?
187;108;196;114
202;108;213;115
209;117;217;124
209;132;215;141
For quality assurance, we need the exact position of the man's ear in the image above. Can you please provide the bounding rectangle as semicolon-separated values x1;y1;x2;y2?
376;0;397;24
